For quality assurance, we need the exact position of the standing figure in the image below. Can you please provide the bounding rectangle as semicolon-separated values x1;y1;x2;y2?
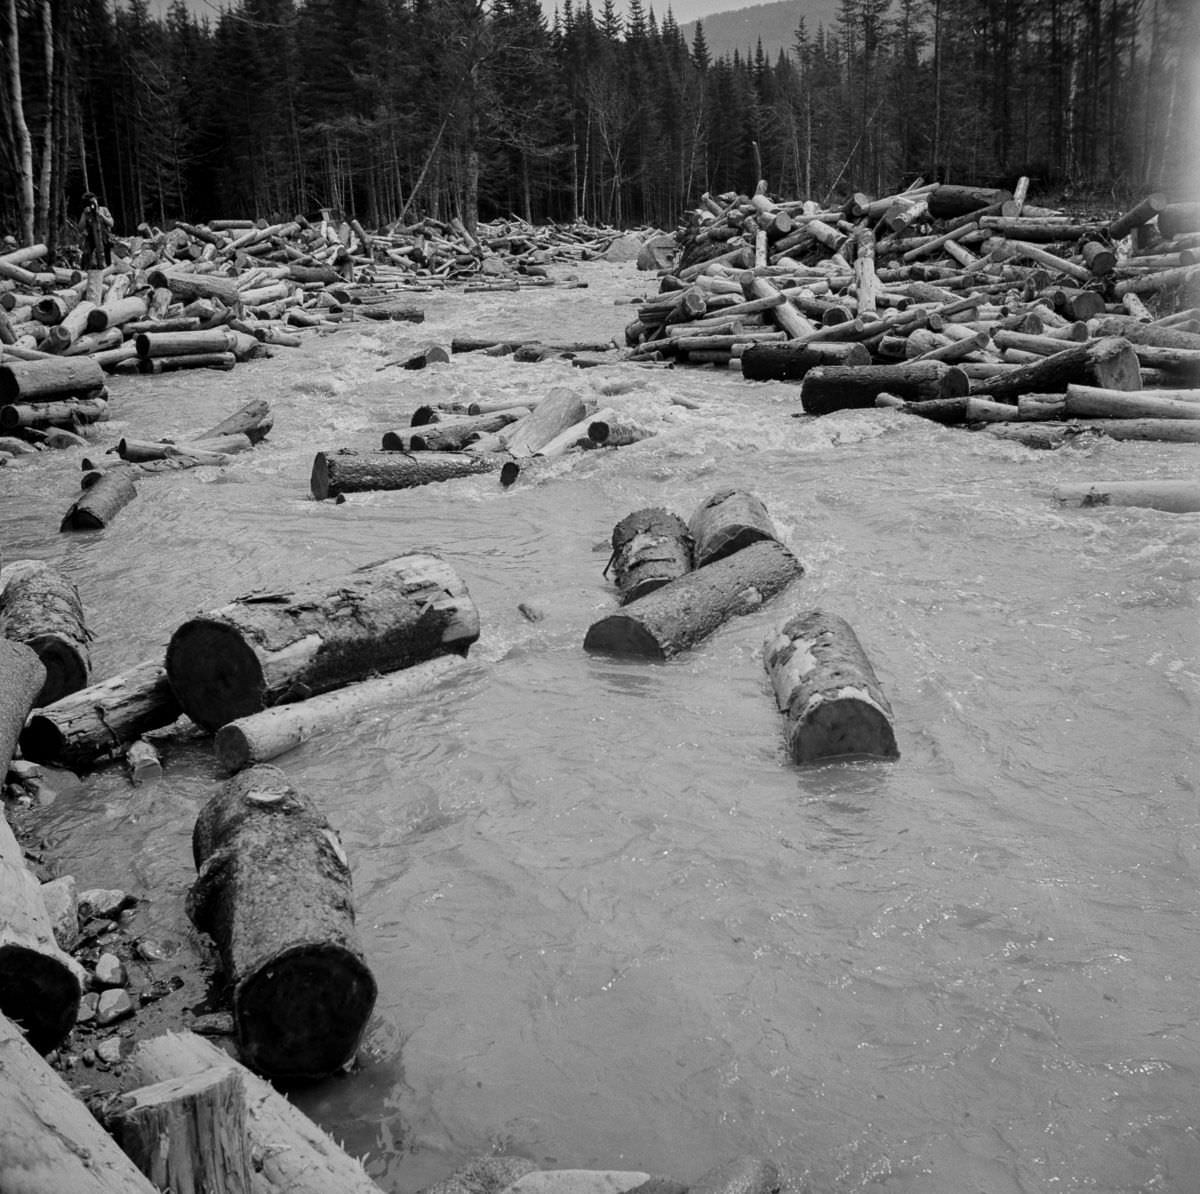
79;191;114;268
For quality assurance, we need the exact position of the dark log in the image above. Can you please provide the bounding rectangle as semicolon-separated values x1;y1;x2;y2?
117;434;250;465
194;398;273;444
134;329;236;358
967;336;1141;401
587;412;655;447
0;356;105;403
927;184;1011;219
0;1012;156;1192
1063;384;1200;420
688;489;780;567
381;410;524;452
187;765;377;1080
137;351;237;374
0;395;108;431
133;1031;384;1194
608;508;693;604
1052;480;1200;513
1047;288;1106;321
801;361;969;415
1108;193;1168;240
20;659;181;771
896;396;972;424
60;464;138;531
311;449;498;499
763;610;899;764
740;340;872;381
584;539;803;660
0;560;90;706
352;300;425;323
1156;202;1200;240
165;552;479;731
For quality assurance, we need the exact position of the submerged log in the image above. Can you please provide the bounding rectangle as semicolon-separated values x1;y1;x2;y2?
310;449;497;499
0;356;105;403
607;508;693;605
763;610;899;764
968;336;1141;401
133;1031;384;1194
0;559;91;706
20;659;182;771
166;552;479;731
584;539;803;660
688;489;780;567
187;765;377;1080
0;1012;157;1193
194;398;273;444
801;360;968;415
60;464;138;530
1051;480;1200;513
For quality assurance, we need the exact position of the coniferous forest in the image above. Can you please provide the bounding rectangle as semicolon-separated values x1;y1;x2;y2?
0;0;1195;251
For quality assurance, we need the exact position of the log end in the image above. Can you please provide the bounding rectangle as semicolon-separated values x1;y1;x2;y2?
25;636;90;708
583;615;668;660
0;943;82;1053
166;618;267;732
310;452;336;500
787;694;899;765
235;943;377;1081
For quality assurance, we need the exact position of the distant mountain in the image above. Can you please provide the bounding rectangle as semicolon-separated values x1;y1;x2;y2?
680;0;840;61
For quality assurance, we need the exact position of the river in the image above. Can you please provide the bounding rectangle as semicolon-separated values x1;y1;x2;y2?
3;261;1198;1193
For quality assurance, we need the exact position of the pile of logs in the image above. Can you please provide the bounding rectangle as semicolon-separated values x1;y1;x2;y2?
626;181;1200;448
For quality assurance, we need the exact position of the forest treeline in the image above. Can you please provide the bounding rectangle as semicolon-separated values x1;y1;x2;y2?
0;0;1194;252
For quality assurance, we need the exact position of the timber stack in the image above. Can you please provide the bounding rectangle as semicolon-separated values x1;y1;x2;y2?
626;179;1199;448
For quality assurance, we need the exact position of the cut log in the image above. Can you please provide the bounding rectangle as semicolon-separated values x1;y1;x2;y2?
0;638;43;780
187;765;377;1080
110;1068;253;1193
688;489;780;567
0;1012;157;1193
19;659;182;771
193;398;273;444
607;508;693;605
146;267;241;309
166;552;478;731
801;361;968;415
587;412;655;447
352;300;425;323
763;610;899;764
967;336;1141;400
1063;384;1200;420
381;410;525;452
1051;480;1200;513
1108;193;1168;239
60;464;138;530
739;340;871;381
117;434;251;464
133;1031;384;1194
1087;316;1200;352
214;654;468;772
311;449;498;499
0;559;91;707
0;356;105;403
134;329;236;359
927;184;1011;218
584;539;803;660
0;396;108;431
500;387;589;456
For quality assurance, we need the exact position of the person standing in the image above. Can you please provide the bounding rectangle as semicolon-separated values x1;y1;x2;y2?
79;191;114;302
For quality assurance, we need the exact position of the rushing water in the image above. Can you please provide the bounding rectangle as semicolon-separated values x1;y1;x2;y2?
4;262;1198;1193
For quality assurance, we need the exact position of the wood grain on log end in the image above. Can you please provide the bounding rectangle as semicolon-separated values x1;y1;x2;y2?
0;944;82;1053
583;616;670;660
167;618;267;729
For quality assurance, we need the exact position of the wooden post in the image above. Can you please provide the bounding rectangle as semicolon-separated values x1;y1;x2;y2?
763;610;899;764
188;765;377;1080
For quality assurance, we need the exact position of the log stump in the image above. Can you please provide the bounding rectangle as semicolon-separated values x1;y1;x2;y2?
763;610;899;764
187;766;377;1080
688;489;780;568
166;552;479;731
608;508;693;605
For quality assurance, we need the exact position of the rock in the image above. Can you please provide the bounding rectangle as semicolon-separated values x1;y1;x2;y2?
93;951;127;988
76;992;99;1024
96;1036;124;1064
503;1172;652;1194
690;1158;780;1194
189;1011;235;1037
423;1156;541;1194
95;987;134;1026
636;233;677;272
627;1181;688;1194
40;874;79;948
78;887;133;919
603;233;647;263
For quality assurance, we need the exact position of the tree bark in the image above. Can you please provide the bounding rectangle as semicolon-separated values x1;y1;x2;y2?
166;552;479;731
927;184;1011;218
187;765;377;1080
801;361;968;415
311;449;498;499
0;356;105;403
146;268;241;309
763;610;899;764
967;337;1141;401
19;659;181;772
607;507;693;605
740;340;871;381
134;329;237;358
381;410;524;452
60;464;138;530
1088;316;1200;352
194;399;273;444
584;539;803;660
1051;480;1200;513
1063;384;1200;420
0;395;107;430
688;489;780;568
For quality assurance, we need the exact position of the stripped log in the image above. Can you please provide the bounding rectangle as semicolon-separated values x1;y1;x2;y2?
763;610;899;764
188;765;377;1080
607;508;693;605
166;552;479;730
688;489;780;567
0;1012;157;1193
20;659;181;771
1065;418;1200;443
801;361;969;415
0;638;43;779
584;539;803;660
60;464;138;530
214;654;468;773
968;336;1141;401
0;356;105;403
146;267;241;309
117;433;251;464
1062;385;1200;420
134;329;236;358
0;396;108;431
311;449;498;499
499;387;589;456
0;560;90;707
133;1031;384;1194
1051;480;1200;513
1087;316;1200;352
194;398;273;444
739;340;872;381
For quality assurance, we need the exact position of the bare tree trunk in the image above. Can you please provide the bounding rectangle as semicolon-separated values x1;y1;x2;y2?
34;0;53;244
3;0;36;243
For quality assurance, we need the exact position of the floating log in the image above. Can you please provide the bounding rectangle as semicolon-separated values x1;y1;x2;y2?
20;659;182;771
0;1012;157;1193
968;336;1141;401
381;410;524;452
1108;193;1168;240
763;610;899;764
0;356;105;403
60;464;138;530
688;489;780;567
0;396;108;432
739;340;871;381
166;552;479;730
352;300;425;322
188;765;377;1080
584;539;803;660
310;449;498;499
1066;418;1200;443
1051;480;1200;513
0;559;91;707
109;1067;253;1194
133;1031;384;1194
137;351;237;374
194;398;273;444
117;433;251;465
134;329;236;358
214;653;468;772
607;508;693;605
801;360;968;415
500;387;589;456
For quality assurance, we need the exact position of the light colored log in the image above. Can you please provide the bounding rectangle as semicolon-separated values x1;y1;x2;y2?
0;356;105;403
1063;385;1200;420
500;387;589;456
688;489;780;567
1051;480;1200;513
